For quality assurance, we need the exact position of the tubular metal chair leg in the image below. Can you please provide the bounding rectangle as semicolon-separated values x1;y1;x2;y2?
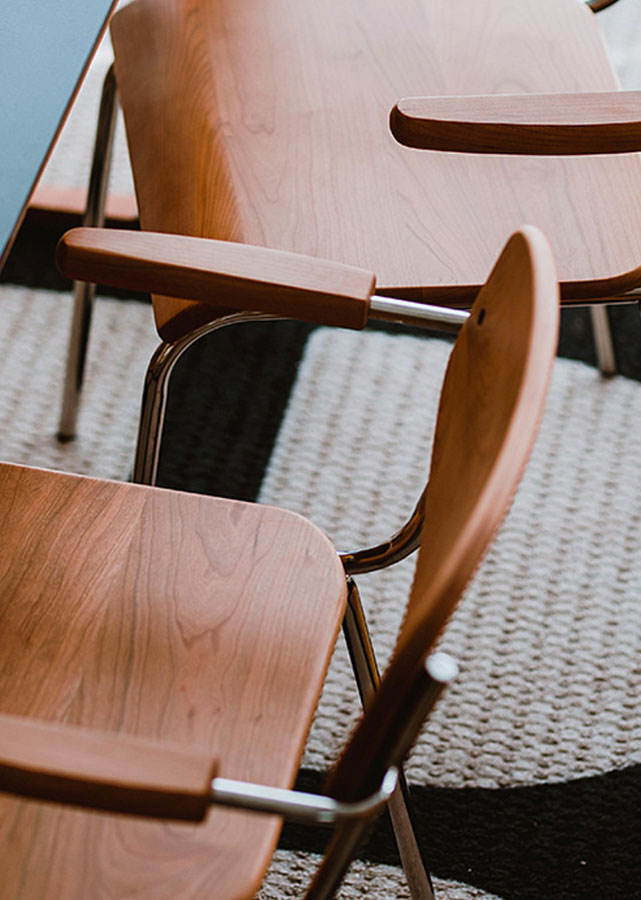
305;820;371;900
58;65;119;441
341;579;436;900
132;311;281;485
589;304;616;377
132;338;183;486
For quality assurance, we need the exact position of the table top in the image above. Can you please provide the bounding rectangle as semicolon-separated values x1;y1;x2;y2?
0;0;117;270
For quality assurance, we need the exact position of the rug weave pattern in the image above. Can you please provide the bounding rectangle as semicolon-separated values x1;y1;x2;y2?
2;1;641;896
259;328;641;898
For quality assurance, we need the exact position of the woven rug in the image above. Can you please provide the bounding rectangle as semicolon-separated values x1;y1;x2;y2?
0;285;156;478
1;295;640;898
1;2;641;898
258;329;641;899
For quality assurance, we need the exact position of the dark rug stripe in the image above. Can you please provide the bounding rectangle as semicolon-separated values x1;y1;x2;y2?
0;215;144;300
156;319;315;499
286;765;641;899
558;303;641;381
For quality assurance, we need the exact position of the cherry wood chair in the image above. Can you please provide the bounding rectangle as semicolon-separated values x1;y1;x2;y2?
58;0;640;476
23;225;559;898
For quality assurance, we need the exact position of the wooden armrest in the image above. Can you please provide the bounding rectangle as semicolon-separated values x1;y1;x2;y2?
390;91;641;155
0;713;217;821
57;228;375;330
586;0;623;11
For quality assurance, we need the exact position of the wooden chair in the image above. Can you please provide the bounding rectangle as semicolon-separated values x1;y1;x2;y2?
57;0;641;475
14;225;558;898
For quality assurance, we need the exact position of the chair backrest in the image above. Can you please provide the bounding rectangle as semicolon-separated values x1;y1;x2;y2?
327;226;559;802
110;0;641;343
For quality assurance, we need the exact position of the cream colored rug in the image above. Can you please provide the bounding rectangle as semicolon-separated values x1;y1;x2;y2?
258;327;641;899
0;285;157;478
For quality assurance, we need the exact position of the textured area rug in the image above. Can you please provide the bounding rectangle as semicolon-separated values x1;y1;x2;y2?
258;329;641;899
2;288;639;896
0;285;156;478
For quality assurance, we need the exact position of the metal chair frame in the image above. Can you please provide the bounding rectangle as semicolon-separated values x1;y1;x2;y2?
585;0;626;371
59;64;119;441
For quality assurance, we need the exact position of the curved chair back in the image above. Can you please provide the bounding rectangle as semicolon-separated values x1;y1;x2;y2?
110;0;639;345
328;226;559;803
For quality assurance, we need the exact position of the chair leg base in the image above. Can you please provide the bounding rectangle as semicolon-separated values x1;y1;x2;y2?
132;311;282;485
57;65;118;442
58;280;97;442
590;304;616;377
341;579;436;900
388;774;435;900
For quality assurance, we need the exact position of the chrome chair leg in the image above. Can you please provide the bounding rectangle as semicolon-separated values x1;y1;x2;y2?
132;311;281;485
58;65;119;441
341;578;436;900
308;642;455;899
132;339;184;486
589;304;616;377
305;820;371;900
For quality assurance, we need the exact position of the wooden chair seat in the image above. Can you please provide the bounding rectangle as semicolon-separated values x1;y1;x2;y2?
0;463;346;898
111;0;641;343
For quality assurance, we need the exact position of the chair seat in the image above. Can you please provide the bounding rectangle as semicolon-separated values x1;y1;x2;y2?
0;463;346;899
112;0;641;342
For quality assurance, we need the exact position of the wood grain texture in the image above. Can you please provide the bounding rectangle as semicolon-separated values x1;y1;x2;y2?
57;228;374;329
0;463;346;898
0;713;216;821
110;0;641;341
391;91;641;155
329;227;559;801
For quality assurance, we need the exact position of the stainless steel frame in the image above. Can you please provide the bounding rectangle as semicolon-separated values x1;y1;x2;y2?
210;766;398;825
340;490;426;575
132;311;283;484
590;305;616;376
369;297;468;332
342;578;437;900
132;302;468;486
305;652;457;900
58;65;119;441
130;304;455;897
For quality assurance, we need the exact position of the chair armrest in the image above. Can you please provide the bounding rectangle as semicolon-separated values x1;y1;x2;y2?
57;228;374;330
0;709;398;827
586;0;623;11
390;91;641;155
0;712;217;821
